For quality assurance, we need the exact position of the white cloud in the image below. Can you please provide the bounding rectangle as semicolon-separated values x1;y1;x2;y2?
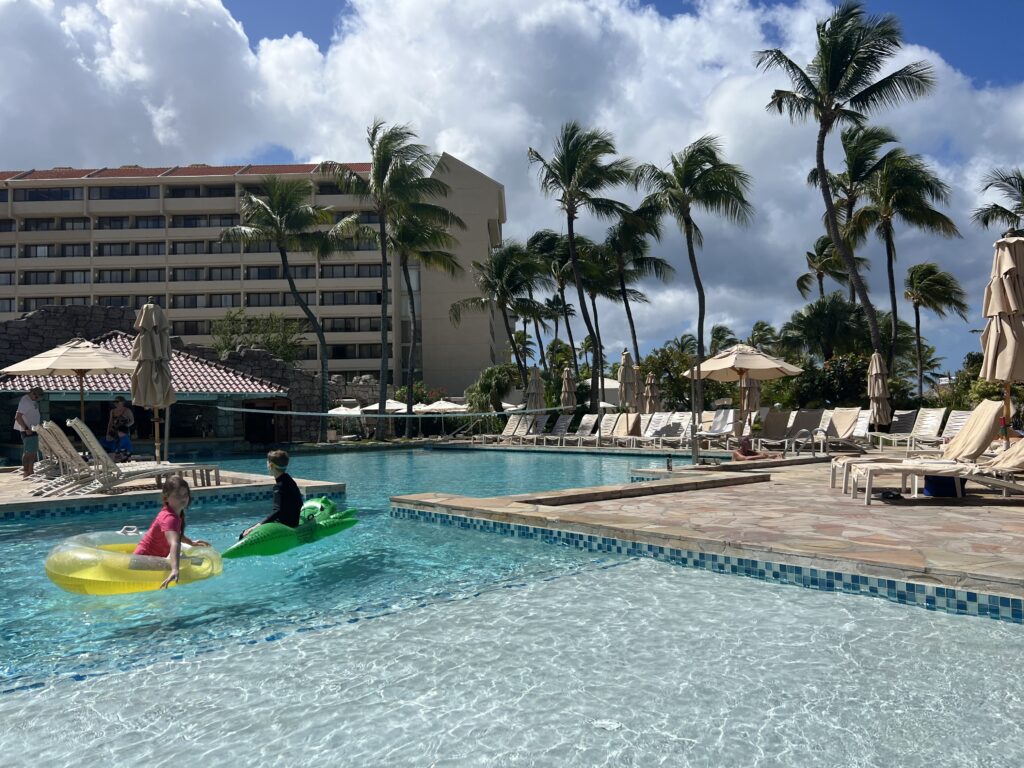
0;0;1020;370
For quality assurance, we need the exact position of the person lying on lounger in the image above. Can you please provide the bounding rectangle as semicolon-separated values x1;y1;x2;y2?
731;437;783;462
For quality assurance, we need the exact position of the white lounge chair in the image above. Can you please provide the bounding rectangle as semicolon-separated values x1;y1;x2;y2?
631;412;671;448
867;409;917;448
479;414;522;444
909;409;971;451
813;407;865;454
510;414;550;445
696;409;736;448
874;407;946;449
559;413;598;446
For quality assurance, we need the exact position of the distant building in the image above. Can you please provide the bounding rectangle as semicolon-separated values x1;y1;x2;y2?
0;155;507;394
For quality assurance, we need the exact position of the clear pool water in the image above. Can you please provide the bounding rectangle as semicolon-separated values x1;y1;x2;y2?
2;449;1024;767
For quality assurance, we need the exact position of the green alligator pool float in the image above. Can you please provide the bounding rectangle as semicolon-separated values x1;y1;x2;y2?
222;497;358;559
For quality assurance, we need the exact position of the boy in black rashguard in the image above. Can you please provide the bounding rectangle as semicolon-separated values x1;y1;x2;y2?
238;449;303;539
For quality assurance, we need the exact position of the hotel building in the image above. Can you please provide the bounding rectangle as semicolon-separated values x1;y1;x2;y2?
0;155;507;394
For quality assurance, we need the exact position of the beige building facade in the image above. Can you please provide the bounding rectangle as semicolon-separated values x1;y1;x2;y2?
0;156;506;396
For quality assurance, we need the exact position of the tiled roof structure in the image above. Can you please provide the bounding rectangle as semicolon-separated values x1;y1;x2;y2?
0;331;286;397
0;163;371;180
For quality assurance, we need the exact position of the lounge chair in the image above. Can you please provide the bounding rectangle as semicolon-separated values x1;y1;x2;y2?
598;414;629;446
867;409;917;448
610;413;643;447
813;407;865;454
658;412;693;449
630;412;671;448
498;414;535;444
874;407;946;449
65;418;220;494
580;413;619;447
559;413;598;446
479;414;522;444
510;414;550;445
30;422;95;496
758;408;822;455
909;409;971;451
535;414;574;446
696;409;736;448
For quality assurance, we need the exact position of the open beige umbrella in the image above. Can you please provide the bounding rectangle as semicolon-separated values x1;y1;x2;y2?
868;352;892;428
361;399;408;413
559;367;576;412
617;350;637;413
980;237;1024;446
524;367;545;412
131;302;176;462
642;372;661;414
1;338;137;421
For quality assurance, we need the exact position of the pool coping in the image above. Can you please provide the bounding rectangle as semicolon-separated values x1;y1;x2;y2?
390;479;1024;624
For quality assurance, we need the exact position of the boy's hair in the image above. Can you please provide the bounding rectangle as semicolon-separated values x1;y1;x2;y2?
267;449;290;469
161;476;191;533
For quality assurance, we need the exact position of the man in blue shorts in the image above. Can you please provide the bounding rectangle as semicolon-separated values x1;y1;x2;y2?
13;387;43;479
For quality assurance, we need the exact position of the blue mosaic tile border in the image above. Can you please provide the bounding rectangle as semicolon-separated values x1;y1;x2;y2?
391;505;1024;625
2;488;346;522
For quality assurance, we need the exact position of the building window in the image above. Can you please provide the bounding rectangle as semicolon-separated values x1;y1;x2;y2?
136;242;165;256
208;293;240;308
134;295;165;309
60;296;89;306
0;272;13;285
287;265;315;280
337;237;378;251
135;216;165;229
0;246;14;259
0;219;14;232
321;263;383;279
166;186;200;198
96;269;131;283
61;244;89;258
14;187;83;202
172;215;209;228
244;240;274;254
23;245;54;258
360;343;385;359
170;294;205;309
208;240;240;254
205;186;235;198
209;213;239;226
22;218;55;232
282;291;316;307
90;186;159;200
208;267;240;281
334;210;381;225
61;218;90;230
0;298;16;311
22;271;55;285
318;183;342;195
97;217;130;229
247;266;280;280
59;270;90;285
172;241;206;255
297;345;318;360
241;184;265;195
172;320;211;335
172;268;205;281
96;296;130;307
246;292;282;307
325;316;386;332
0;190;6;203
135;268;165;283
96;243;131;257
22;298;54;311
330;344;358;359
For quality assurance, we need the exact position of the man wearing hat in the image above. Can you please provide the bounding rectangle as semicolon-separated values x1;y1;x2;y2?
13;387;43;479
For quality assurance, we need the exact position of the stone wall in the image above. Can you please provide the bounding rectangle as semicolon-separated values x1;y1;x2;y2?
0;305;136;369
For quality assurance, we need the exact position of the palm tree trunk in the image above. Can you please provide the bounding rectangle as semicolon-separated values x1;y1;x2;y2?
376;217;390;439
566;215;600;412
501;307;527;388
884;228;898;373
553;313;560;341
682;217;705;418
817;122;883;353
817;273;825;299
527;287;548;372
844;197;859;304
559;286;578;379
279;247;326;442
914;303;923;399
401;257;418;439
589;294;605;402
619;271;641;363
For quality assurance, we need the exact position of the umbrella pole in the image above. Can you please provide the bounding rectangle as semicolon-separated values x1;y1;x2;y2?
78;373;85;422
1005;382;1013;450
690;364;701;465
164;404;171;462
153;407;161;463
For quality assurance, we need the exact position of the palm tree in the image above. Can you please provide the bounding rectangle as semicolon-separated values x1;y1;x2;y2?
670;333;698;356
903;262;968;398
577;335;597;374
971;167;1024;233
849;150;960;370
543;294;573;341
637;135;753;415
797;235;869;299
221;175;358;439
808;125;897;300
511;330;536;365
528;122;635;411
709;324;739;354
746;321;778;353
528;229;579;379
449;241;539;388
604;206;673;362
756;0;936;357
779;292;863;362
327;120;463;436
387;215;461;437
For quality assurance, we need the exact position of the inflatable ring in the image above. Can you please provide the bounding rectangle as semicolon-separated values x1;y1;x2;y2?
45;531;223;595
222;497;358;559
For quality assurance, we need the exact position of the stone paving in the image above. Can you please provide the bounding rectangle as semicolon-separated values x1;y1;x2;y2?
393;460;1024;598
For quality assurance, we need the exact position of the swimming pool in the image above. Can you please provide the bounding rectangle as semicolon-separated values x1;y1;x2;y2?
2;449;1024;766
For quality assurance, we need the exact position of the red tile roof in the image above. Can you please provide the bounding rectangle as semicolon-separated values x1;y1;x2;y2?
246;164;319;175
165;165;246;177
90;167;173;178
0;172;21;180
21;168;98;180
0;331;286;397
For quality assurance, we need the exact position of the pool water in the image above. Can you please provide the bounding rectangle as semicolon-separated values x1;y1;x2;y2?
2;449;1024;766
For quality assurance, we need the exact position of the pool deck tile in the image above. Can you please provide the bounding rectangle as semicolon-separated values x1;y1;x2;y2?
392;461;1024;599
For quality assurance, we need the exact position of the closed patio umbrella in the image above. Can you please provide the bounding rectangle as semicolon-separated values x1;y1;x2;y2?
642;372;661;414
868;352;892;429
1;338;137;421
617;350;636;412
560;367;576;412
980;237;1024;447
131;302;176;462
740;376;760;425
524;367;545;412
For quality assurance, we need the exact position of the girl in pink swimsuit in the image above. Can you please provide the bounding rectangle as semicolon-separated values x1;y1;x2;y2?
134;476;210;589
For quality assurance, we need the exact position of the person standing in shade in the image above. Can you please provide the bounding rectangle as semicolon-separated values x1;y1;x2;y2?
13;387;43;479
103;395;135;449
238;449;303;539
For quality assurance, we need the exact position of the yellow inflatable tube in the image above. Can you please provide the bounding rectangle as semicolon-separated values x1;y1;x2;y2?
45;530;223;595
